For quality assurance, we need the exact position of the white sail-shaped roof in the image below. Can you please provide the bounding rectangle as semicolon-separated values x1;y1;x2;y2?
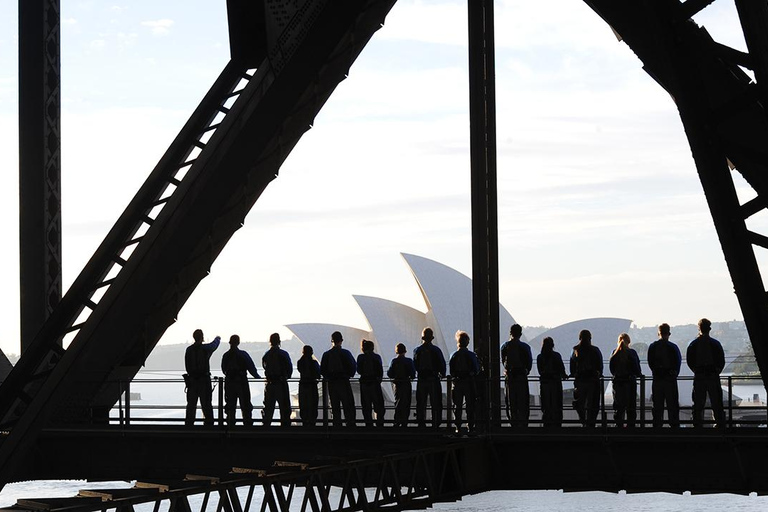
401;253;519;352
353;295;427;359
286;323;370;356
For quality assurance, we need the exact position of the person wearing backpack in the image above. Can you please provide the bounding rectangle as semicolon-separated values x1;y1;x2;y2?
221;334;261;427
647;323;682;427
262;333;294;427
687;318;726;428
387;343;416;428
413;327;446;429
449;331;480;434
500;324;533;427
569;329;604;427
357;339;386;428
609;333;643;428
536;336;567;427
184;329;221;426
321;331;357;427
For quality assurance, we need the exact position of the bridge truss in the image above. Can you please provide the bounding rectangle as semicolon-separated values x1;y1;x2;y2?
3;0;768;505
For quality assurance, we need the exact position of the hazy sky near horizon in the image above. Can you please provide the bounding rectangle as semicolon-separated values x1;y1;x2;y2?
0;0;754;356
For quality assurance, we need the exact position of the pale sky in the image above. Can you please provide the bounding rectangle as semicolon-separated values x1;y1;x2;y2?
0;0;753;357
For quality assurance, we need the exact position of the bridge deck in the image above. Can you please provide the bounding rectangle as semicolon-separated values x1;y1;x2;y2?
19;427;768;495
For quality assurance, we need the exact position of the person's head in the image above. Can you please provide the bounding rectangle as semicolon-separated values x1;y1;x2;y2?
510;324;523;339
229;334;240;347
456;330;470;348
578;329;592;346
658;323;671;339
541;336;554;353
302;345;314;356
617;332;631;350
395;343;407;355
193;329;204;343
422;328;434;343
361;339;374;353
331;331;343;346
698;318;712;335
269;333;281;347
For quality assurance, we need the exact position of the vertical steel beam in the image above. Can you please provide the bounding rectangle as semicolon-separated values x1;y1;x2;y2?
18;0;62;353
468;0;500;428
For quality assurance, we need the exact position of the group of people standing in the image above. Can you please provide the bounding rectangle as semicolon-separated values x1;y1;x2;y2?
183;317;727;429
502;318;726;428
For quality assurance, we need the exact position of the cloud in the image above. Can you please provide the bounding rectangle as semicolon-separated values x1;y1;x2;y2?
141;19;174;36
62;18;78;25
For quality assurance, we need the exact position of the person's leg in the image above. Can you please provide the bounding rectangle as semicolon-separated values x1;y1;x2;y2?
341;380;356;427
416;380;428;427
201;379;215;426
262;383;276;427
709;377;725;427
373;384;386;427
278;381;291;426
692;377;706;427
667;381;680;427
186;382;200;426
360;381;374;427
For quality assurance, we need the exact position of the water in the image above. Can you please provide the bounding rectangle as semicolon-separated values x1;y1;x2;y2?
2;483;767;511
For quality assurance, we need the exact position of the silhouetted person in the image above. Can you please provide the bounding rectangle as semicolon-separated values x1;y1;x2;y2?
647;323;681;427
321;331;357;427
449;331;480;434
687;318;726;428
357;339;386;428
570;329;603;427
536;336;567;427
609;333;642;428
387;343;416;428
413;327;446;429
184;329;221;426
262;333;293;427
297;345;321;427
221;334;260;426
500;324;533;427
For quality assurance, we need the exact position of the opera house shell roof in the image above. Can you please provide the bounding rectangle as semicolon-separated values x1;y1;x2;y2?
286;253;633;377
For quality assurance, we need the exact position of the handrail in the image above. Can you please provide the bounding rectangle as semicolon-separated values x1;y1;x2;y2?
106;373;768;430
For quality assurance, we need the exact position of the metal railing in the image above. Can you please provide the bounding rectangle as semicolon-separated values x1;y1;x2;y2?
109;373;768;430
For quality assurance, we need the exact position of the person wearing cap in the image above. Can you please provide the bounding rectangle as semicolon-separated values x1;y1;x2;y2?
449;331;480;434
387;343;416;428
413;327;446;429
321;331;357;427
687;318;726;427
262;333;294;427
500;324;533;427
647;323;682;427
221;334;261;427
184;329;221;426
297;345;321;427
357;339;386;428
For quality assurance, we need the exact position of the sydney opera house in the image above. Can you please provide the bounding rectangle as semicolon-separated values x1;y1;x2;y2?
286;253;644;404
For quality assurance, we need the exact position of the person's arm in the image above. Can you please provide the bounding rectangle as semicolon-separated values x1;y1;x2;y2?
375;354;384;380
346;350;357;378
387;359;396;379
525;344;533;374
205;336;221;353
595;347;604;376
569;352;577;378
686;342;695;372
714;341;726;374
283;351;293;379
632;351;642;377
471;352;481;375
500;342;508;369
320;353;328;378
243;351;261;379
557;353;568;380
673;344;682;377
407;359;416;380
312;359;321;379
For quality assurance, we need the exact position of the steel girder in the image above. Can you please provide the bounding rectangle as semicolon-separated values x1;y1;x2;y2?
0;444;482;512
18;0;62;352
0;0;398;488
582;0;768;391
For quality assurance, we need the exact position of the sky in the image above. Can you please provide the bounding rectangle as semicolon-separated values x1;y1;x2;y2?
0;0;756;357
